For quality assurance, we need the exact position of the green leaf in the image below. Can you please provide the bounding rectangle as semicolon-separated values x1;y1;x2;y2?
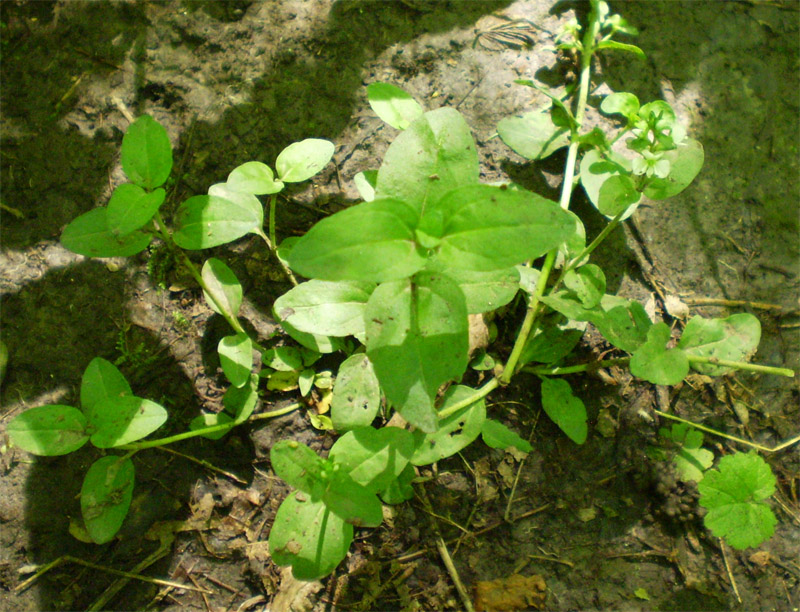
376;107;479;216
80;357;132;414
367;82;424;130
678;314;761;375
699;451;777;549
88;396;168;448
319;470;383;527
481;419;532;453
595;40;645;59
630;322;689;385
223;374;259;423
81;456;135;544
106;184;165;236
366;273;469;433
329;426;415;493
579;149;639;220
496;111;570;160
643;138;704;200
563;264;605;308
280;320;345;354
201;258;243;318
600;92;640;119
411;385;486;465
519;314;586;366
380;463;416;504
7;405;89;456
513;80;579;132
274;280;375;337
286;199;426;283
435;185;574;271
189;412;234;440
173;191;263;250
61;207;152;258
354;170;378;202
331;353;381;431
276;139;335;183
433;266;519;314
540;377;587;444
597;174;641;217
120;115;173;190
659;424;713;482
269;494;353;581
218;333;253;388
262;346;304;372
271;440;330;499
226;161;283;195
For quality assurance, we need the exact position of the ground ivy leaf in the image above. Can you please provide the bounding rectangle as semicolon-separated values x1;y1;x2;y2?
226;161;283;195
7;405;90;456
173;192;263;250
273;280;375;338
81;456;135;544
540;377;587;444
481;419;532;453
120;115;173;190
678;314;761;375
269;494;353;581
286;198;425;283
331;353;381;432
497;110;570;161
88;396;168;448
61;207;153;258
367;82;424;130
411;385;486;465
202;258;242;318
366;273;469;433
106;183;165;237
80;357;132;414
630;322;689;385
329;426;415;493
275;139;335;183
659;424;713;482
699;451;777;549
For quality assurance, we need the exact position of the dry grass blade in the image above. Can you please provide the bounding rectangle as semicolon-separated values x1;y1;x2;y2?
473;17;546;51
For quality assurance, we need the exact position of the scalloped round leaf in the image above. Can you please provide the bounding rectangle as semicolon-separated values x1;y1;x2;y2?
269;494;353;581
678;314;761;375
643;138;704;200
89;396;168;448
120;115;173;190
81;456;135;544
331;353;381;432
274;280;375;337
81;357;132;414
630;322;689;386
218;333;253;388
226;161;283;195
497;111;570;160
8;405;89;456
173;193;263;250
61;207;153;257
106;184;165;236
276;139;335;183
201;257;242;317
540;377;587;444
367;82;424;130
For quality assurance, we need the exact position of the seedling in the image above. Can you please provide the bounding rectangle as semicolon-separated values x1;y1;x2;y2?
7;0;797;588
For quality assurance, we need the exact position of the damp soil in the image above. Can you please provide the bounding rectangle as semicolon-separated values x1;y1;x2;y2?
1;1;799;611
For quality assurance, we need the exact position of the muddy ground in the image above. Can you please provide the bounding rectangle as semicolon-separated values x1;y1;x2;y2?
1;1;799;611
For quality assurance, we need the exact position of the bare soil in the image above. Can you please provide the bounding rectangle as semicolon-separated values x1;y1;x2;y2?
1;1;798;611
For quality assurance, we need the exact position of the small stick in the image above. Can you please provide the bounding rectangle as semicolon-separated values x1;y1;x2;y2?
719;539;742;604
684;297;794;313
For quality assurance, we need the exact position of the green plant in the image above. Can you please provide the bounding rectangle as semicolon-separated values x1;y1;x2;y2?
6;0;797;585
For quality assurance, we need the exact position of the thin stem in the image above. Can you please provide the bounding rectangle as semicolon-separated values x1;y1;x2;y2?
686;355;794;378
524;357;630;376
437;378;498;419
563;208;626;273
268;193;278;251
256;225;299;287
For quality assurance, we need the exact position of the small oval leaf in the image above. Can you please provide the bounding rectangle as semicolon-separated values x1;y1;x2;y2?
61;207;152;257
81;456;135;544
89;396;168;448
276;139;335;183
218;333;253;388
120;115;173;190
7;405;89;456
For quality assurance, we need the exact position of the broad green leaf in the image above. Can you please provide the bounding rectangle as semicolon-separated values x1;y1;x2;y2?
595;40;645;59
481;419;532;453
226;161;283;195
287;198;425;283
80;357;132;414
540;377;587;444
173;192;263;250
699;451;777;549
7;405;89;456
88;396;168;448
120;115;173;190
520;313;586;366
376;107;479;215
269;494;353;581
106;184;165;236
276;139;335;183
61;207;152;257
579;149;639;220
81;456;135;544
218;333;253;388
322;471;383;527
271;440;330;499
678;314;761;375
643;138;704;200
274;280;375;337
331;353;381;431
189;412;233;440
659;424;713;482
223;374;259;423
201;258;242;318
600;92;640;119
630;322;689;385
367;82;424;130
435;185;574;271
366;273;469;433
411;385;486;465
597;174;641;217
329;426;415;493
497;111;570;160
435;266;520;314
354;170;378;202
262;346;304;372
280;320;344;354
563;264;605;308
380;463;416;504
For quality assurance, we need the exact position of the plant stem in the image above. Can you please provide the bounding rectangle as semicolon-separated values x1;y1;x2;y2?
563;208;626;273
686;355;794;377
268;193;278;251
437;378;498;419
524;357;630;376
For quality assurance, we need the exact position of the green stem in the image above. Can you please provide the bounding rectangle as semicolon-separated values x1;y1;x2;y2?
563;208;626;273
686;355;794;378
524;357;630;376
268;193;278;251
437;378;498;419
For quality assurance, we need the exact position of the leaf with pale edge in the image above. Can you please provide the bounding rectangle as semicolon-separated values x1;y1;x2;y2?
274;280;374;337
276;139;335;183
367;82;424;130
202;258;242;317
